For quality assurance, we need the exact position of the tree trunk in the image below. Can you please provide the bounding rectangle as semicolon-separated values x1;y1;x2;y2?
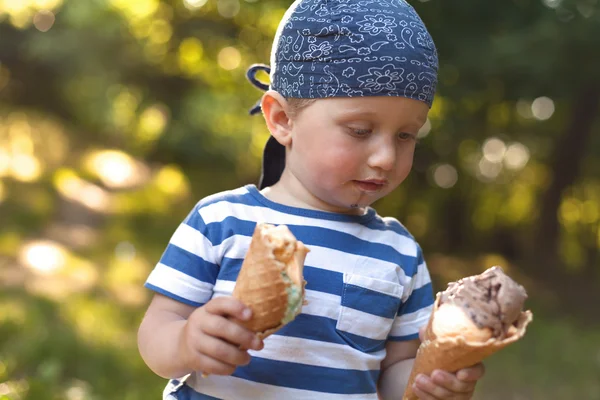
533;85;600;272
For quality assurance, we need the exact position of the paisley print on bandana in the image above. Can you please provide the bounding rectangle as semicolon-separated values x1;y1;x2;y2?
261;0;438;107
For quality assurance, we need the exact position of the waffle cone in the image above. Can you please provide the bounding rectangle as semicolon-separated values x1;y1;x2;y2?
402;293;533;400
232;223;309;339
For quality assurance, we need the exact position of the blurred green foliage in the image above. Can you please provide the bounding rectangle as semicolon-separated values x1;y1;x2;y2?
0;0;599;399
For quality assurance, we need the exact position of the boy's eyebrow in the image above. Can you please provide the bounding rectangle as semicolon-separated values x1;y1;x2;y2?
335;109;425;130
334;109;378;118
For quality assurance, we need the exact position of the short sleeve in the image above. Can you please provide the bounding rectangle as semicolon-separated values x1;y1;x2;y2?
144;203;219;307
388;244;434;341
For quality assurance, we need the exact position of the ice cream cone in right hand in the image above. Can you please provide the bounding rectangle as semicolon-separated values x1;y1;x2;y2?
402;267;533;400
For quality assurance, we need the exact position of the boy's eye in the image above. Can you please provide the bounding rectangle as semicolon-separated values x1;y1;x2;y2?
398;132;416;141
349;128;372;137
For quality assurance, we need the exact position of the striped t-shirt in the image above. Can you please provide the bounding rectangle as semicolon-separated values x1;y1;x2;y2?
145;185;434;400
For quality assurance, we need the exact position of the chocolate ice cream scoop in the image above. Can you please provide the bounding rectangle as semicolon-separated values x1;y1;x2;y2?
439;266;527;338
402;267;533;400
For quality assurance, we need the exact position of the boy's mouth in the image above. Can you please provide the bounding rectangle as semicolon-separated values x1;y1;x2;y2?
353;179;387;193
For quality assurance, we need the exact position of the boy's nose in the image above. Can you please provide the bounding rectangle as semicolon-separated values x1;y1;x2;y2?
367;142;396;171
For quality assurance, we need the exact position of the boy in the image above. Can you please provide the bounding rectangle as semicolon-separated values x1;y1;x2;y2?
138;0;485;399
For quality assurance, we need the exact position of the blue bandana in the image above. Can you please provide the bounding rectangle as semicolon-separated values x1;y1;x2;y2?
249;0;438;188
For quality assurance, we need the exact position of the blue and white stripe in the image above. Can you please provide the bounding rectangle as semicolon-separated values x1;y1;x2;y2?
146;185;433;399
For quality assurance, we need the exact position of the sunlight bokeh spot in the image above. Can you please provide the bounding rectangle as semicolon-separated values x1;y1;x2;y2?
11;153;42;182
417;118;431;138
115;241;136;262
184;0;208;9
54;169;112;212
482;137;506;163
110;0;159;20
84;149;151;189
0;379;29;397
218;0;240;18
148;19;172;45
218;46;242;70
2;0;28;13
154;165;189;197
85;150;136;189
138;104;169;141
34;0;63;8
478;157;503;181
504;142;530;170
111;87;141;128
531;96;555;120
0;148;9;176
20;240;67;275
560;198;581;224
8;116;33;150
5;9;32;29
501;186;535;224
33;9;54;31
130;18;152;40
65;380;90;400
178;38;204;75
581;200;599;224
432;164;458;189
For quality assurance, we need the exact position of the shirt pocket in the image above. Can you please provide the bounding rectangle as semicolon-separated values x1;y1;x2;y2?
335;273;404;353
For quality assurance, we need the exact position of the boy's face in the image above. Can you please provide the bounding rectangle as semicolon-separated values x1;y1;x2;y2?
282;96;429;214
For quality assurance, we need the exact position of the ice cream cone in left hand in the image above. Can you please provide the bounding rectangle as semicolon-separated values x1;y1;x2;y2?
232;223;309;339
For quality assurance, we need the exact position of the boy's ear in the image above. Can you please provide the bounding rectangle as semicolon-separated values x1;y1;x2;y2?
261;90;293;146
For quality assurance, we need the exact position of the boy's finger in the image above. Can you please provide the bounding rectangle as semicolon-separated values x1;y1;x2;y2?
414;373;453;399
198;335;252;367
203;315;263;351
411;386;437;400
204;297;253;320
431;369;474;393
192;351;237;376
456;362;486;382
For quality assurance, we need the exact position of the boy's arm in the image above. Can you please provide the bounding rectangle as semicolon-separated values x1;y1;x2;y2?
138;294;196;379
377;338;420;400
138;293;261;379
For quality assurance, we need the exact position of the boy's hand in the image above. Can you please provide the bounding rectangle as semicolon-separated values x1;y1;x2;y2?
411;326;485;399
411;363;485;400
177;296;264;376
